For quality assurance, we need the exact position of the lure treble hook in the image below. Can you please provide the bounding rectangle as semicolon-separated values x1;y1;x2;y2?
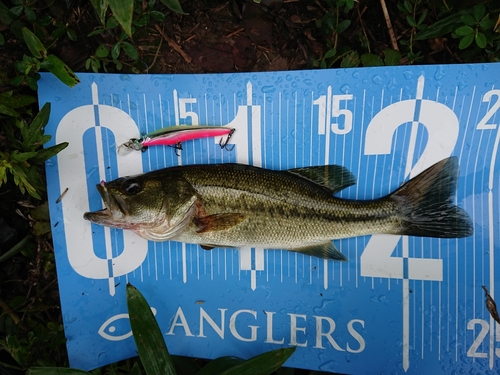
219;128;235;151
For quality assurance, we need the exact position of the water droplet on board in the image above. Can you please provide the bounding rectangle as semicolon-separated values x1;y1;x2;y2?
372;75;383;85
261;86;276;94
340;84;350;93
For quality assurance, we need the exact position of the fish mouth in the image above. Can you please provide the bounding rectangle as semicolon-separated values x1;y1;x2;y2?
83;182;129;227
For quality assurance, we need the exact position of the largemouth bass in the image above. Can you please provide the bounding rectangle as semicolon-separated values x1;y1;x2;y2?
83;157;473;261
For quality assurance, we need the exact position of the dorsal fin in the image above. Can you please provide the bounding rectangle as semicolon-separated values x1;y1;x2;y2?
287;165;356;194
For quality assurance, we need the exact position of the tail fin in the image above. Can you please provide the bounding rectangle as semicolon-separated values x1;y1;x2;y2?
391;157;473;238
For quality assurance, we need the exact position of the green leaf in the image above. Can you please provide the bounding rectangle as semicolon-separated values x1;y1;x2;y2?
24;6;36;23
473;4;485;21
159;0;186;14
407;15;417;27
455;25;474;36
459;33;474;49
39;59;54;70
31;142;68;164
12;151;37;162
383;48;401;66
475;32;487;48
151;10;165;21
340;50;360;68
27;368;92;375
25;75;38;90
22;27;47;59
0;32;4;46
122;42;138;60
108;0;134;37
0;92;37;108
414;10;472;40
218;347;296;375
30;202;49;221
336;19;350;33
417;9;428;25
24;102;50;148
324;48;336;59
67;29;77;41
96;44;109;58
10;5;23;17
196;357;244;375
361;53;384;66
91;59;100;73
52;26;66;41
403;0;412;13
134;13;149;27
87;28;106;37
0;104;20;117
89;0;108;26
111;42;121;59
479;16;495;31
43;55;80;87
106;15;119;29
0;1;14;25
10;75;24;87
126;284;177;375
460;14;476;26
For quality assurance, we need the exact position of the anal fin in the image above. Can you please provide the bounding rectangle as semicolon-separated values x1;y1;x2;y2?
294;242;347;261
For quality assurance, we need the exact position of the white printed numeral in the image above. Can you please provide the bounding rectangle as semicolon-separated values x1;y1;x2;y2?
361;98;459;281
466;318;500;360
331;94;353;134
314;89;353;135
477;89;500;130
467;319;489;358
173;89;199;125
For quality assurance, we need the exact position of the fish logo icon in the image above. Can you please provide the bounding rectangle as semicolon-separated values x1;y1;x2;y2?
98;308;157;341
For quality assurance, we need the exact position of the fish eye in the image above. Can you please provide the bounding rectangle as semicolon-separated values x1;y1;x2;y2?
121;178;141;195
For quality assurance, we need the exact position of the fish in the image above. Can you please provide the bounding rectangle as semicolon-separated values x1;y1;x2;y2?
83;157;473;261
118;125;235;154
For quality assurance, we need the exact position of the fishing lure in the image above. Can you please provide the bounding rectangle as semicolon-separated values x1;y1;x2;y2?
118;125;235;155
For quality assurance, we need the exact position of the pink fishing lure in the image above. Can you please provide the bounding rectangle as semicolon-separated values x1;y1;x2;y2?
119;125;235;154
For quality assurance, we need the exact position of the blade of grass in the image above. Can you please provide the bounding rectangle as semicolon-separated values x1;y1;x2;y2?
44;55;80;87
21;27;46;58
219;347;296;375
126;283;177;375
0;235;30;263
195;356;244;375
108;0;134;37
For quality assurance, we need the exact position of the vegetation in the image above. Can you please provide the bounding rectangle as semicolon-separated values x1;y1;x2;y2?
0;0;498;374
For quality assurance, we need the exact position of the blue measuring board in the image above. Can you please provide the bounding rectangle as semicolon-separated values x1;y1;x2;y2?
39;64;500;374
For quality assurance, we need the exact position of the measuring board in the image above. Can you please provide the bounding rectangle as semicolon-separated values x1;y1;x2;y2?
39;64;500;374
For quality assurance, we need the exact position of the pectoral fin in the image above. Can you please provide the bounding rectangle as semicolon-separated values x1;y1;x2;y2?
194;213;246;233
294;242;347;261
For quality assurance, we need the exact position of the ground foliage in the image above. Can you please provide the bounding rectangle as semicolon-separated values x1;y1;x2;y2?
0;0;499;374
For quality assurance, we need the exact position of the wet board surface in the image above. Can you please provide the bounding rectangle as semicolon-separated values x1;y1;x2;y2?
39;64;500;374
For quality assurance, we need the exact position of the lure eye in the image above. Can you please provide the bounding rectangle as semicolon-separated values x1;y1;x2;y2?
121;178;141;195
